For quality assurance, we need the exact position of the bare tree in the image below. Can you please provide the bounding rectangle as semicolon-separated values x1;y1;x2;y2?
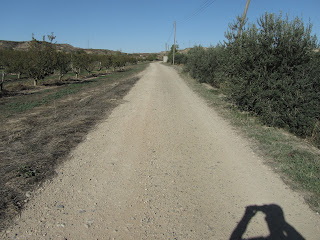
47;32;56;43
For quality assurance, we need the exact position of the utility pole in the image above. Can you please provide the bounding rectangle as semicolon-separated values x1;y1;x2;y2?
173;21;176;65
237;0;251;37
165;42;167;55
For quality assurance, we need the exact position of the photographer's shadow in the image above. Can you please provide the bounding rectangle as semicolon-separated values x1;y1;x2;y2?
230;204;305;240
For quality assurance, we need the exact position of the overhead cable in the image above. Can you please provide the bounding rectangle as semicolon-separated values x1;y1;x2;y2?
179;0;218;24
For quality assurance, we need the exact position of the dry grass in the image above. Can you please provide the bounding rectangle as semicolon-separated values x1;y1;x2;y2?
0;63;148;231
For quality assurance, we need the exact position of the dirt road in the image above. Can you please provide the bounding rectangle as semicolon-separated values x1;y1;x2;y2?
2;62;320;239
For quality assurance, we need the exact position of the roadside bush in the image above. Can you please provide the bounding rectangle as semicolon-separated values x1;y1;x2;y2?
185;45;225;88
146;54;158;61
174;52;187;65
224;13;319;140
167;44;187;65
185;46;207;82
184;12;320;146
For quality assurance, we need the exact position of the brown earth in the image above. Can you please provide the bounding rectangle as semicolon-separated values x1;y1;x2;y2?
0;70;143;232
1;62;320;239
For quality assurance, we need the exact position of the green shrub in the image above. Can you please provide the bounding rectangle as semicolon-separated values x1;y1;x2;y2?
174;52;187;65
224;13;319;139
184;12;320;146
184;45;226;88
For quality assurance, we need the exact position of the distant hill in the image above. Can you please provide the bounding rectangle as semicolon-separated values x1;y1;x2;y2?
0;40;117;55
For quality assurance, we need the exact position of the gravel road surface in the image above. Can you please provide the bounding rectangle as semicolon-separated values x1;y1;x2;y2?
2;62;320;239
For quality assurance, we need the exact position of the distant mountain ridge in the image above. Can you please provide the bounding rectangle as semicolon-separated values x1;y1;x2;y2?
0;40;116;55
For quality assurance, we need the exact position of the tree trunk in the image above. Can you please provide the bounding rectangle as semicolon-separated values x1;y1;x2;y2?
34;79;38;86
1;71;5;91
18;72;21;79
59;74;63;81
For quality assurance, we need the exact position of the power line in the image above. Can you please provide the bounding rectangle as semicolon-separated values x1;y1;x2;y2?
165;0;219;51
184;0;214;20
179;0;218;24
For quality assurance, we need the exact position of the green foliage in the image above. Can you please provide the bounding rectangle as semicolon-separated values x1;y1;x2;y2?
0;50;4;69
112;55;126;70
71;51;96;75
27;40;57;85
0;45;140;88
185;46;206;80
186;46;215;85
146;54;157;61
185;45;225;87
168;45;187;64
184;12;320;146
55;52;71;80
174;52;187;65
225;13;319;139
0;35;140;91
168;44;178;64
84;54;98;74
166;44;187;65
182;65;320;210
1;63;148;117
128;56;138;65
0;50;29;78
101;55;112;71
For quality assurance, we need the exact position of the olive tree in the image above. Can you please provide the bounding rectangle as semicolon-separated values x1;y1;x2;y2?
27;39;56;86
0;50;29;91
101;55;113;73
71;51;97;77
112;55;126;71
55;52;71;81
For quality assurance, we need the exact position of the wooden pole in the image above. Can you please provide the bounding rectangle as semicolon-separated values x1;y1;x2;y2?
173;21;176;65
237;0;251;37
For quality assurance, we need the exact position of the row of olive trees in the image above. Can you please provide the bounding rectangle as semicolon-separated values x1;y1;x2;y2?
70;51;137;78
184;12;320;146
0;40;55;87
0;40;139;89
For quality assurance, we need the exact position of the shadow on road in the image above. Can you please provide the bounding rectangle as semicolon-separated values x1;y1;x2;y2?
230;204;305;240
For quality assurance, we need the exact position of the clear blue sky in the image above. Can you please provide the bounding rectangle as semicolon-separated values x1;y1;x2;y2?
1;0;319;53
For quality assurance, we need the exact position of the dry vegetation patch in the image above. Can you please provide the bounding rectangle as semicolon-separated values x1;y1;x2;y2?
0;64;148;231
